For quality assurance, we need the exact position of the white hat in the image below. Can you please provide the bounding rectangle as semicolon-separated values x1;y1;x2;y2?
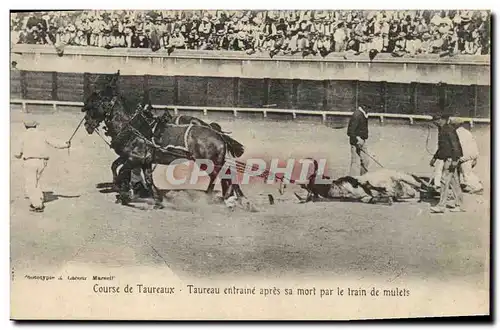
237;31;246;39
23;120;38;128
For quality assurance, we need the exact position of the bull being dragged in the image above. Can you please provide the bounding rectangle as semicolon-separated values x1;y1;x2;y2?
295;160;432;205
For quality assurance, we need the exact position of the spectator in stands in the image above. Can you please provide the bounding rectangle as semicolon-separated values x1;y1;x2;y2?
439;30;458;57
430;31;443;53
297;32;311;55
133;27;150;48
392;32;407;57
314;33;332;57
198;15;212;40
333;22;347;52
367;32;383;53
232;31;248;51
414;32;429;54
415;17;429;37
169;28;186;49
405;25;419;56
477;11;490;55
269;30;284;57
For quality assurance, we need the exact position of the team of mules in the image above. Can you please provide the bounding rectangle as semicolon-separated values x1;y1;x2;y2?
82;71;433;209
82;71;246;209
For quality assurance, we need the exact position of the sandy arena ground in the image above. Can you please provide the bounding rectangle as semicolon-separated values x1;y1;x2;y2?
10;107;490;290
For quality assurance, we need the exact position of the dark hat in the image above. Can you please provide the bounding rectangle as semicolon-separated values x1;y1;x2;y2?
461;14;471;22
422;32;431;40
432;113;451;121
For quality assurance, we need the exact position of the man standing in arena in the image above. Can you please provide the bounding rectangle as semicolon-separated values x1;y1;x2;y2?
430;119;483;194
429;113;465;213
347;105;370;176
14;120;71;212
456;123;483;194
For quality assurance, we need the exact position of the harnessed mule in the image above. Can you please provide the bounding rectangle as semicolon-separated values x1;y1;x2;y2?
82;92;246;208
110;106;244;186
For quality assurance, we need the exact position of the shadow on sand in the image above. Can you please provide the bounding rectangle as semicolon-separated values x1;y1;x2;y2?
95;182;117;194
43;191;81;203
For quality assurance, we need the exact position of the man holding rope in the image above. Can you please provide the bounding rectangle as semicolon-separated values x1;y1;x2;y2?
430;118;483;195
347;104;370;176
429;113;465;214
14;119;71;212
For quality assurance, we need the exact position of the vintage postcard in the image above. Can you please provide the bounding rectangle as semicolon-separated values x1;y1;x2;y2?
9;9;490;320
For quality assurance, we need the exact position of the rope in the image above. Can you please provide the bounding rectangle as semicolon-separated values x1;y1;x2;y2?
224;158;294;184
66;115;86;155
359;148;385;168
68;116;86;144
128;125;194;160
95;128;112;147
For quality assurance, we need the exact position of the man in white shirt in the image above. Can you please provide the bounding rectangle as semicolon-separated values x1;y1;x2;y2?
333;23;347;52
456;125;483;193
169;28;186;49
14;120;70;212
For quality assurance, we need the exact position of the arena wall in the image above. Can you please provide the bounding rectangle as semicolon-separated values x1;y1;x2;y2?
10;45;491;119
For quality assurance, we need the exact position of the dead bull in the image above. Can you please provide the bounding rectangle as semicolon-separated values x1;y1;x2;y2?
295;160;431;205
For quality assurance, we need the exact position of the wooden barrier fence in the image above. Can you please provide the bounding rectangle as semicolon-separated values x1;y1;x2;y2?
10;98;491;127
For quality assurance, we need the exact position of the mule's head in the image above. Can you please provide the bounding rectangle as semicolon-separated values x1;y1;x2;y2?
161;108;174;122
81;91;111;134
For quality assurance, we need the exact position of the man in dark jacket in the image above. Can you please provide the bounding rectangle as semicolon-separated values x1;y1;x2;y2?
430;113;465;213
347;105;370;176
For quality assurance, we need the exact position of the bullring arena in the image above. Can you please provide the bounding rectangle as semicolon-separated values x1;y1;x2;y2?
10;104;490;286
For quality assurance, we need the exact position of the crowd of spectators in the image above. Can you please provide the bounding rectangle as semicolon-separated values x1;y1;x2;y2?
11;10;490;58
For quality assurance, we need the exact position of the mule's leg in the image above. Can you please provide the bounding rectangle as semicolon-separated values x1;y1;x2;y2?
206;163;222;195
206;170;218;194
207;162;232;202
116;162;133;205
232;184;245;198
142;163;164;209
223;180;234;199
212;164;238;200
186;126;227;196
111;156;126;185
305;191;314;203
